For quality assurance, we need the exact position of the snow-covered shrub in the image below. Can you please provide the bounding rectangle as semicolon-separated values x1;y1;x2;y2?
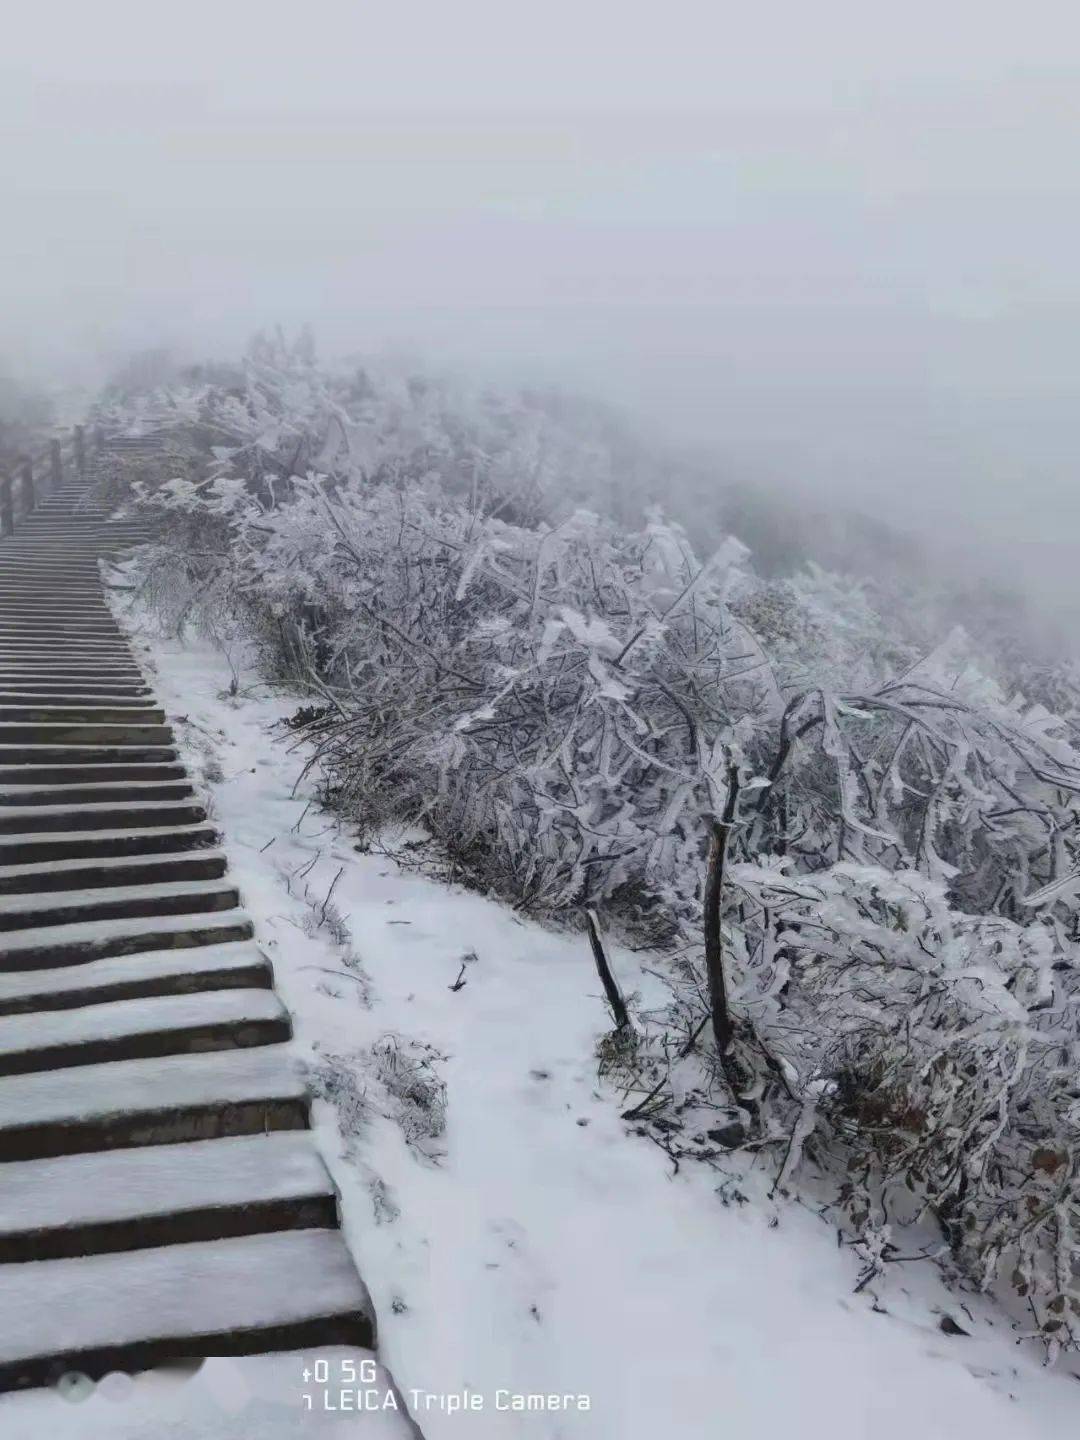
727;861;1080;1351
99;334;1080;1347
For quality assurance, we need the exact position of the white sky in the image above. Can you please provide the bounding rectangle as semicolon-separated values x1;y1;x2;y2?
3;1;1080;612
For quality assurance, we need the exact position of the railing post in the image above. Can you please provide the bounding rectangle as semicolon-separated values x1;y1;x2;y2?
20;459;34;517
0;474;13;537
74;425;86;477
50;438;62;490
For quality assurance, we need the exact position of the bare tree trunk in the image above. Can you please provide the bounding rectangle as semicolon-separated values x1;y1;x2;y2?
584;908;631;1031
704;765;740;1056
704;819;735;1054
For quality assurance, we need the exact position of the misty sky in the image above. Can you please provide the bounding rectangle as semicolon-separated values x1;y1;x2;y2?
3;2;1080;617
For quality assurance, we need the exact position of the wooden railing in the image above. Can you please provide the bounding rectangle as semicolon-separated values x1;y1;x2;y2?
0;424;106;539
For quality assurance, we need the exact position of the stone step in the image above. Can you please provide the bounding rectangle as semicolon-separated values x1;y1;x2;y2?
0;744;173;766
0;1133;336;1262
0;682;151;697
0;571;107;582
0;611;124;623
0;610;118;624
0;779;192;806
0;988;288;1076
0;634;133;646
0;1044;308;1162
0;723;173;747
0;571;112;581
0;640;134;655
0;670;147;686
0;820;218;866
0;629;126;644
0;847;226;895
0;941;272;1016
0;877;239;931
0;1228;372;1390
0;907;253;970
0;589;113;601
0;798;203;834
0;601;114;613
0;762;183;785
0;614;125;625
0;690;153;707
0;705;165;725
0;551;107;558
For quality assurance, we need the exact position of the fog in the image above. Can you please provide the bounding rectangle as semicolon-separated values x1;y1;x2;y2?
3;2;1079;620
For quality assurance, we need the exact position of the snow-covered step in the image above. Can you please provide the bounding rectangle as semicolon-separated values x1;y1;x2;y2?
0;940;272;1016
0;645;136;659
0;1348;413;1437
0;722;172;747
0;592;112;603
0;847;226;896
0;706;163;726
0;634;131;647
0;602;116;614
0;707;157;725
0;1228;373;1390
0;988;289;1076
0;557;105;565
0;690;151;706
0;820;218;867
0;682;151;698
0;907;253;970
0;658;143;673
0;1044;309;1162
0;778;193;806
0;748;173;773
0;797;203;834
0;877;240;931
0;745;171;767
0;761;182;785
0;1133;336;1262
0;647;140;659
0;623;124;637
0;605;124;616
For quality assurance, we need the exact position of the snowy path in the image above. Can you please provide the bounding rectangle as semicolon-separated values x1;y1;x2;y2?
0;464;407;1424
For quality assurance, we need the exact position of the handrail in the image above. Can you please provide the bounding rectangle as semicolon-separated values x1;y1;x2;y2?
0;423;104;539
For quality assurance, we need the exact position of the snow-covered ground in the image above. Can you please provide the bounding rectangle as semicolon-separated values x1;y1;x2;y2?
34;594;1077;1439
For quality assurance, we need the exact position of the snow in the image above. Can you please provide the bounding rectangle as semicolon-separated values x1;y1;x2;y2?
0;1229;371;1365
119;621;1080;1440
0;940;267;1006
0;1350;416;1439
0;988;285;1061
0;1045;306;1131
0;1134;332;1234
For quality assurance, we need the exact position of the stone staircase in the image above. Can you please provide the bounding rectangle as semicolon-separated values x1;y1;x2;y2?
0;464;376;1390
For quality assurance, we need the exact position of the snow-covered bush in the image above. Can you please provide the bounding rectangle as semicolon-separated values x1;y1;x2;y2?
728;862;1080;1353
98;332;1080;1347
